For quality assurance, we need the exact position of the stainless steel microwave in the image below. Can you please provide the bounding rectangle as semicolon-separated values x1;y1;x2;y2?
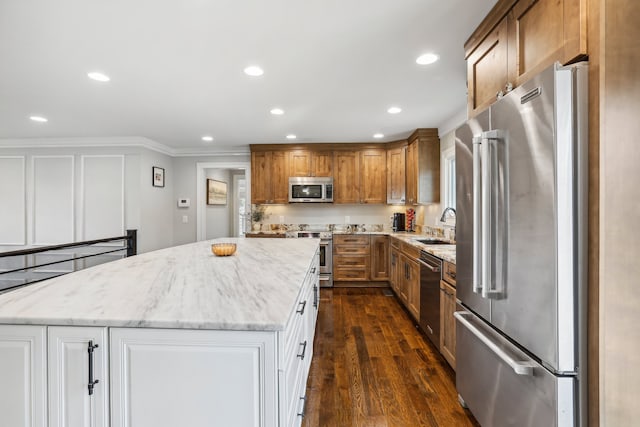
288;177;334;203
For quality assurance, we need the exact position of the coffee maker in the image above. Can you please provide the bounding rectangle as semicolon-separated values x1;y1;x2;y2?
392;212;406;231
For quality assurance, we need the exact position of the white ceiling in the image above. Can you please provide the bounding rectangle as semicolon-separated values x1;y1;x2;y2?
0;0;497;153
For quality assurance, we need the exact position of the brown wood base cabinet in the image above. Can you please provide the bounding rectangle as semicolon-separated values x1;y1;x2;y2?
333;234;389;286
440;261;457;370
389;238;420;322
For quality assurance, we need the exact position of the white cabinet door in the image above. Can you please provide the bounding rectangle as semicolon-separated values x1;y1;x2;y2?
110;328;277;427
48;327;109;427
0;325;47;427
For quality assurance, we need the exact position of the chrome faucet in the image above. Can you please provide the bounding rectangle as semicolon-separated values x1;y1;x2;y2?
439;207;456;222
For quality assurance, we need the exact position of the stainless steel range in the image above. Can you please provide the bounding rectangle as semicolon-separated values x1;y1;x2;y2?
289;231;333;287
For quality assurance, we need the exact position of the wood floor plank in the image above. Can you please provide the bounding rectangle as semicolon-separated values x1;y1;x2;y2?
303;288;479;427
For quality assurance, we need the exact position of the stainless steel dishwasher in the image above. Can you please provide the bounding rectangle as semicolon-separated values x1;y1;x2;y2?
418;250;442;347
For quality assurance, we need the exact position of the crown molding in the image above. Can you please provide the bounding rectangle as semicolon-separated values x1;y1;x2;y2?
0;137;250;157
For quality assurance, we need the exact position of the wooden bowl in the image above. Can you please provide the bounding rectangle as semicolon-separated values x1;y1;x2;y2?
211;243;237;256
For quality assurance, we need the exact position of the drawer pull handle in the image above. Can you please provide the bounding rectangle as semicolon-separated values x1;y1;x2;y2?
297;340;308;360
87;341;100;396
296;300;307;315
311;267;316;274
313;285;318;308
297;396;307;418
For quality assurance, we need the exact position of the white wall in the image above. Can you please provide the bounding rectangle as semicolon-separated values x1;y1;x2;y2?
0;145;173;254
172;155;250;245
138;149;174;253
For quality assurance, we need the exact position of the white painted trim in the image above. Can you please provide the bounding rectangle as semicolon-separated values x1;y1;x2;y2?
0;156;26;245
0;136;250;157
80;155;125;241
196;161;251;241
173;148;250;157
0;137;175;156
31;155;75;245
440;146;456;225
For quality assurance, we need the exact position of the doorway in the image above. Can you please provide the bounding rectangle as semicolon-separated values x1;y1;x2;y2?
196;161;250;241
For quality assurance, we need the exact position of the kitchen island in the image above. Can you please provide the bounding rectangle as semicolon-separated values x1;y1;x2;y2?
0;238;320;427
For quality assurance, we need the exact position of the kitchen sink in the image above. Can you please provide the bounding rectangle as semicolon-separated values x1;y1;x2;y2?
415;239;452;245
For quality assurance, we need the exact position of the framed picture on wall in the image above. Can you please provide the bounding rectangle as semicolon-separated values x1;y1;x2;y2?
152;166;165;187
207;179;227;205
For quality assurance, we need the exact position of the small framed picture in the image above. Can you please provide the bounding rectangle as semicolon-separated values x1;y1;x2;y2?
152;166;165;187
207;179;227;205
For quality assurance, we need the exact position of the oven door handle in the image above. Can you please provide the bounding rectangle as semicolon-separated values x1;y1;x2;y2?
417;258;441;273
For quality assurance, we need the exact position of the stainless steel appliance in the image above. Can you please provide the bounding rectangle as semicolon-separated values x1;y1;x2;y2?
455;62;588;427
418;250;441;347
392;212;406;231
288;177;334;203
292;231;333;287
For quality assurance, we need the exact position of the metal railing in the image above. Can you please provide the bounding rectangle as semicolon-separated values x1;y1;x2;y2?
0;229;137;293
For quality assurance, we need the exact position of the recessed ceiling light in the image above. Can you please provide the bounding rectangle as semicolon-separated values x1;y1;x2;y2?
387;107;402;114
286;134;297;140
244;66;264;77
416;53;439;65
30;116;48;123
373;133;384;139
202;136;214;142
270;108;284;115
87;72;110;82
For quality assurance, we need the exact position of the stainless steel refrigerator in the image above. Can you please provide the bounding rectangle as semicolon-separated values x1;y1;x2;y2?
454;62;588;427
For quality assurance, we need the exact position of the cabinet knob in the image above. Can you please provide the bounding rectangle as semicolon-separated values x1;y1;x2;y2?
505;82;513;92
496;90;505;99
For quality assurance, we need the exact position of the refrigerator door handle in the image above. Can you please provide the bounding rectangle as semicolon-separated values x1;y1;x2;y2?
481;130;505;299
480;134;492;299
472;136;483;294
454;312;536;375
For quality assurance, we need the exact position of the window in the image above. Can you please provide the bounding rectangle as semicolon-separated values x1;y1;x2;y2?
442;146;456;210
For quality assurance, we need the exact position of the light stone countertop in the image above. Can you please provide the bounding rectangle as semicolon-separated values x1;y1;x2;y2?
388;232;457;265
272;229;456;264
0;238;319;331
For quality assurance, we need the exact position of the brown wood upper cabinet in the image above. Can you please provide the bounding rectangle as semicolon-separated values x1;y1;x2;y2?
386;146;407;204
406;130;440;204
288;150;332;177
509;0;587;84
251;151;289;204
333;149;386;204
465;0;587;117
467;16;511;117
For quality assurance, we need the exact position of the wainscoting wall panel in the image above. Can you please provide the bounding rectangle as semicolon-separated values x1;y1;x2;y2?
32;156;74;245
81;155;125;241
0;157;26;246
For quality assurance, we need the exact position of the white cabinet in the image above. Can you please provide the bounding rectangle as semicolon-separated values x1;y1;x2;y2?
48;326;109;427
0;251;321;427
0;325;108;427
278;257;319;427
0;325;47;427
109;328;278;427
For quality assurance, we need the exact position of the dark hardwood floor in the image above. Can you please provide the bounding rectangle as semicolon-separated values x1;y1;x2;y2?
303;288;479;427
